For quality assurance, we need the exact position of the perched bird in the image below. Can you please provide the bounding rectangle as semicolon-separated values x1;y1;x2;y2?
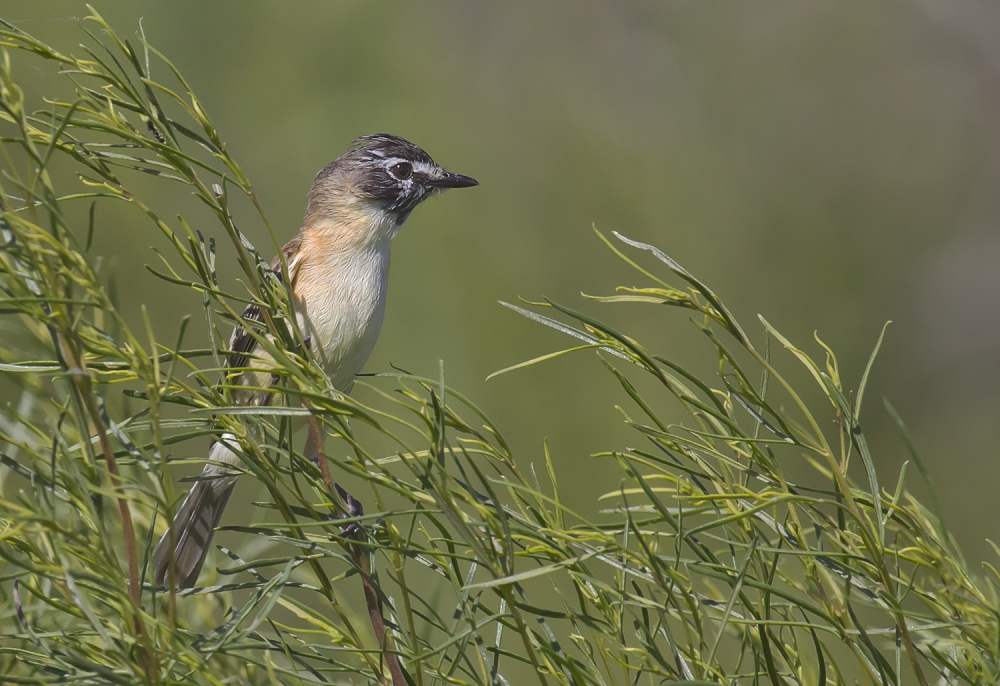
153;134;478;589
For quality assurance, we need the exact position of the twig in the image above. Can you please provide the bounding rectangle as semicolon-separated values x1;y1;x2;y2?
306;414;407;686
61;331;158;682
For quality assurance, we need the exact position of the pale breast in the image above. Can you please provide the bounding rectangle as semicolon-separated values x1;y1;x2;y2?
293;238;392;392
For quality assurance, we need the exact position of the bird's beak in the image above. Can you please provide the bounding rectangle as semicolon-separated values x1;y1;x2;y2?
430;171;479;188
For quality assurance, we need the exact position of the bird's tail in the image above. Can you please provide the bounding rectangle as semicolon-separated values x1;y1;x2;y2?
153;437;241;590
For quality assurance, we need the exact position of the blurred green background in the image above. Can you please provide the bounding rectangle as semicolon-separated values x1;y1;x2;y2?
4;1;1000;561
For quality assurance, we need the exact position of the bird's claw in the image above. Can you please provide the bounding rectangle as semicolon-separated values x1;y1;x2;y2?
335;482;364;518
321;482;364;541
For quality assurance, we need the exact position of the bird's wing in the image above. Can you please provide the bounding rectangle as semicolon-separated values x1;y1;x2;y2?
225;235;304;379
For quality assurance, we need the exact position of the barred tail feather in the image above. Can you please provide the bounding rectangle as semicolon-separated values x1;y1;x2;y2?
153;438;240;590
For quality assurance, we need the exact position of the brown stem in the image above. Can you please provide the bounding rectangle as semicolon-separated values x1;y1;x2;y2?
305;415;407;686
348;527;407;686
85;396;141;603
307;415;335;494
62;332;157;682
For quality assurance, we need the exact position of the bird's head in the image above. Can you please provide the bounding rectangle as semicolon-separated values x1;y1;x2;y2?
307;134;478;233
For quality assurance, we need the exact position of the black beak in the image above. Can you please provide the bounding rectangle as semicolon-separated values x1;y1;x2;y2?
430;171;479;189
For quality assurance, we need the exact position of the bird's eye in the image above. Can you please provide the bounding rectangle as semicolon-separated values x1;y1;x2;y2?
390;162;412;180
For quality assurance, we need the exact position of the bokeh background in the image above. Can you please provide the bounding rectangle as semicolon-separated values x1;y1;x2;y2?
3;0;1000;563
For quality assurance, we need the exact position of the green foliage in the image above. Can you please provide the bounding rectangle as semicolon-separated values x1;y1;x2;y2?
0;11;997;686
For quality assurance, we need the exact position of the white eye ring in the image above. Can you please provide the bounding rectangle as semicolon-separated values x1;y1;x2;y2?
390;162;412;180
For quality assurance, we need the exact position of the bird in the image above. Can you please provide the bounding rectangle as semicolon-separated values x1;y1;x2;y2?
152;134;478;589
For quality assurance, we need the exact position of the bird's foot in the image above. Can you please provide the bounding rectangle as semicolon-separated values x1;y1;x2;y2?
326;482;365;540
